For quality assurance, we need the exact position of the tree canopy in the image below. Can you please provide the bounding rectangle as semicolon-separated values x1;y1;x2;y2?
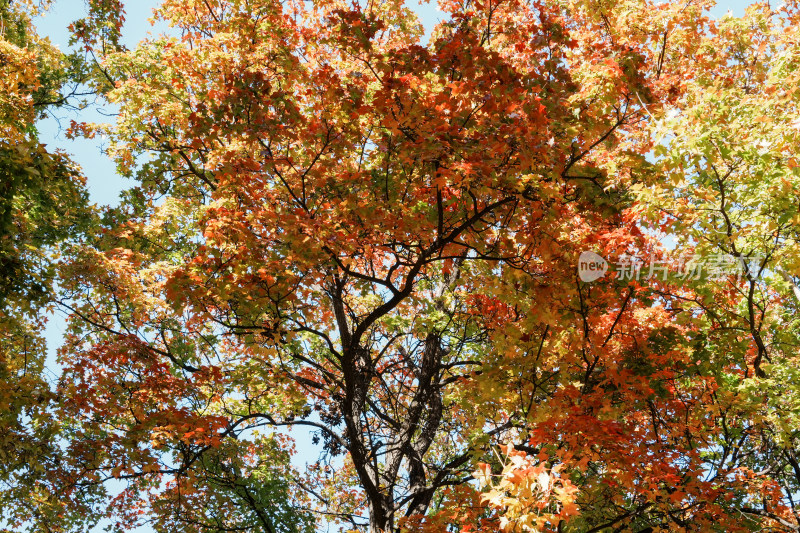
2;0;800;532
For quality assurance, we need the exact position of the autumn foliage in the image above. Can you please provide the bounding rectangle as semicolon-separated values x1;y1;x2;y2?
2;0;800;532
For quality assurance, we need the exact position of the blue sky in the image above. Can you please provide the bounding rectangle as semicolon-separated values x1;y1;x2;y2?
30;0;754;530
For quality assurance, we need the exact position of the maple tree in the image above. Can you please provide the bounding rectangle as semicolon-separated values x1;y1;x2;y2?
0;0;100;529
633;2;800;529
4;0;800;531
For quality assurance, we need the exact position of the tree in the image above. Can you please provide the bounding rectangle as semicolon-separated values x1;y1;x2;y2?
20;0;800;532
633;2;800;528
490;2;800;531
0;0;98;530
